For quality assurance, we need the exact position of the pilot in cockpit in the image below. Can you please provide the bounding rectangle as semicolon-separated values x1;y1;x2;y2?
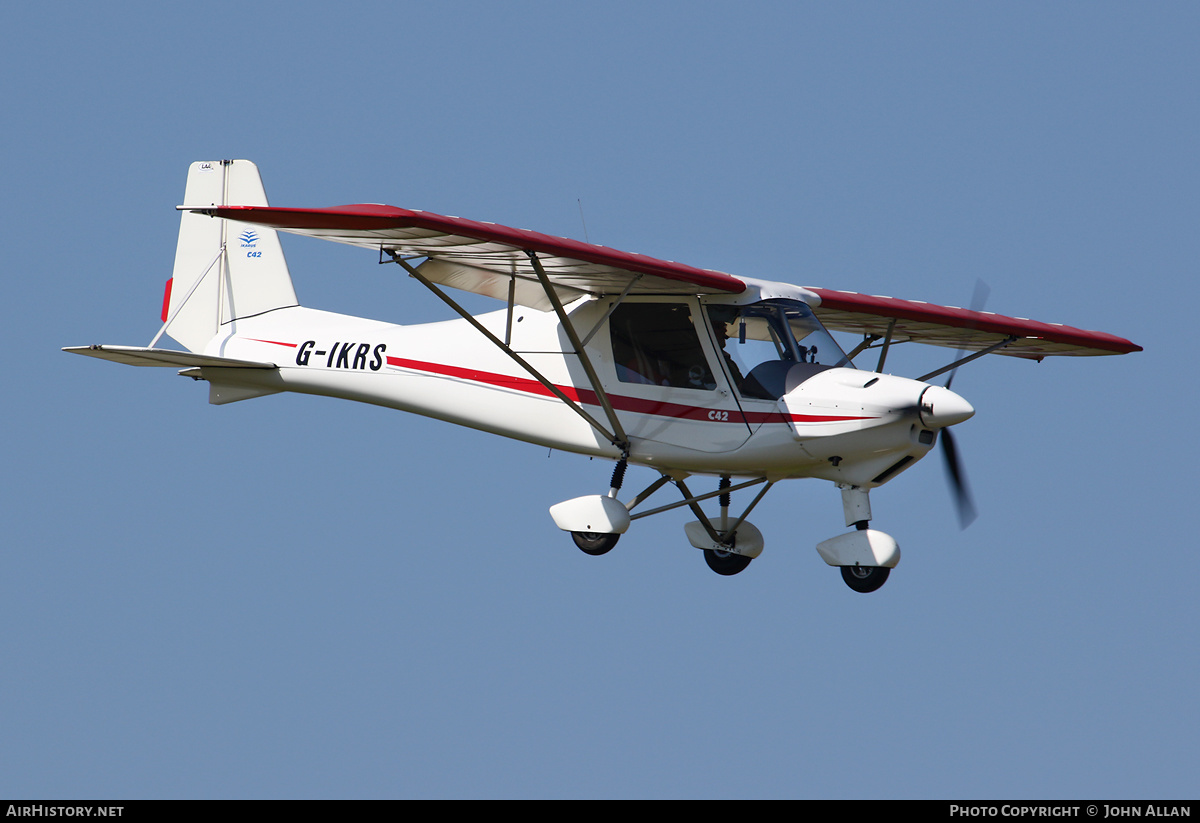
710;313;746;388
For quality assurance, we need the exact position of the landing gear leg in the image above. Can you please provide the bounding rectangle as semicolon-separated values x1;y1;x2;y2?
821;485;896;592
563;456;629;557
703;476;752;575
674;475;768;576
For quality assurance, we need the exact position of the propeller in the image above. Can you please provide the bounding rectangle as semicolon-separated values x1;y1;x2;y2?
944;279;990;392
940;427;977;529
940;279;988;529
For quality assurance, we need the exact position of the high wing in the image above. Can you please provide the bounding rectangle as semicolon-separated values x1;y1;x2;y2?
186;203;1138;358
808;288;1141;358
184;203;747;311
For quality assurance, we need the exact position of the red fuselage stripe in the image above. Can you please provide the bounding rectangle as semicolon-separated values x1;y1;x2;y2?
384;354;874;425
245;338;298;348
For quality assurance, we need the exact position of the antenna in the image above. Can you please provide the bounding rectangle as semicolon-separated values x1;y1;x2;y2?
577;198;590;244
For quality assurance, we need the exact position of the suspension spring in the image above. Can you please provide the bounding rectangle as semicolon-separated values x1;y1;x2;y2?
610;458;628;492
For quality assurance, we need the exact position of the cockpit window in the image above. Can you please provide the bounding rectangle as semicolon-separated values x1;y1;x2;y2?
708;300;852;400
610;302;716;390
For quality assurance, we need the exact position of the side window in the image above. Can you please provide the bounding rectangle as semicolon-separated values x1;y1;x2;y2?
610;303;716;390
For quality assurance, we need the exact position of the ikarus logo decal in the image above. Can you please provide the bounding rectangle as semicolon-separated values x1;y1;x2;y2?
240;230;262;258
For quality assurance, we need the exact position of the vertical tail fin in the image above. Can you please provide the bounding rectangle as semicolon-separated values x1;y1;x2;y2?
161;160;298;352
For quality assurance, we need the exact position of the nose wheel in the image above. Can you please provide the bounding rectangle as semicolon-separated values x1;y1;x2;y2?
571;531;620;556
840;564;890;593
704;548;752;576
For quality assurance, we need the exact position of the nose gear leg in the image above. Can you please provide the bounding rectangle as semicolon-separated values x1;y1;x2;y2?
818;484;898;593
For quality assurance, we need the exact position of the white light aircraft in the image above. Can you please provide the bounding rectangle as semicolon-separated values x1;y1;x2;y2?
66;160;1141;592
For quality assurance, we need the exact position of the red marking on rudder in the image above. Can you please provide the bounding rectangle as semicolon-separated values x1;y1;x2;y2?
161;278;173;323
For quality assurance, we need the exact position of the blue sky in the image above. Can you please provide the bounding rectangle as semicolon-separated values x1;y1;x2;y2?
3;1;1196;799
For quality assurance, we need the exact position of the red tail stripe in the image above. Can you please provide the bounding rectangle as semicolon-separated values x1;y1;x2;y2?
161;279;173;323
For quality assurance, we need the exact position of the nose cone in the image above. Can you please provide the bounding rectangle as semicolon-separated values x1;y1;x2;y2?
919;385;975;428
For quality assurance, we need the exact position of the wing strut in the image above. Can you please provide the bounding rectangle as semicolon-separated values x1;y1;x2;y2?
917;336;1018;383
844;333;880;364
389;252;628;452
842;318;900;371
524;251;629;450
875;318;898;373
579;274;641;348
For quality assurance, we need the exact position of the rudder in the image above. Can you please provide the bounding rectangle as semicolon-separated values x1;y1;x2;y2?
162;160;298;352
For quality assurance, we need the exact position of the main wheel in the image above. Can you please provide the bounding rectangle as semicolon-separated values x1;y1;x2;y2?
840;565;890;593
572;531;620;556
704;548;752;576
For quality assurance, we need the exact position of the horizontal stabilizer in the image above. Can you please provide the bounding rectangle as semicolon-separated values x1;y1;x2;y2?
63;345;277;369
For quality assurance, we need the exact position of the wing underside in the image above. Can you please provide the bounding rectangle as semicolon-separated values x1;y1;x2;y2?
183;204;1139;358
807;288;1140;358
185;204;747;310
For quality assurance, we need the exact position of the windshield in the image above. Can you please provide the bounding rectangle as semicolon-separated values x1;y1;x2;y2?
707;299;853;399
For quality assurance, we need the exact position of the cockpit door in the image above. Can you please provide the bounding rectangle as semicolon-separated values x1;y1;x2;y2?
704;298;857;437
598;298;754;453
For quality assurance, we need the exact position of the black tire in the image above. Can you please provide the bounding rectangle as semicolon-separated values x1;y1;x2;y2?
704;548;752;576
840;565;890;593
571;531;620;556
